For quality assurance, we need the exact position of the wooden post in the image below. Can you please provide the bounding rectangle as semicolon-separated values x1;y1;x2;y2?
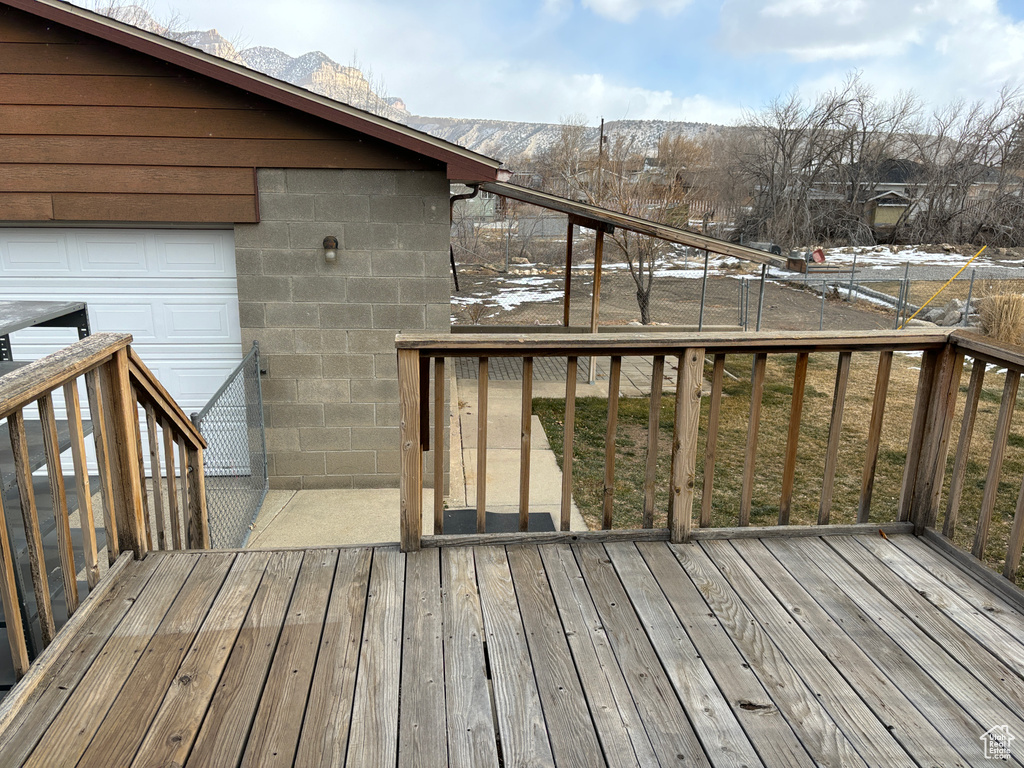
779;352;808;525
84;369;119;563
38;394;79;615
560;357;578;532
476;357;489;534
857;351;893;523
818;351;851;525
739;353;767;526
0;488;29;678
588;228;605;383
563;219;574;328
433;357;446;535
668;348;704;543
973;370;1019;557
700;354;726;528
912;347;963;534
944;360;985;538
642;355;665;528
519;357;533;532
99;347;147;557
602;356;621;529
399;348;423;551
63;380;100;589
898;350;939;522
186;446;209;549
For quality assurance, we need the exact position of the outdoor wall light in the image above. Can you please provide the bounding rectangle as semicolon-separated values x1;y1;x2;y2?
323;236;339;263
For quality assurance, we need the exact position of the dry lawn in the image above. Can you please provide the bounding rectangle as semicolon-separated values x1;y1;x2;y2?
535;350;1024;588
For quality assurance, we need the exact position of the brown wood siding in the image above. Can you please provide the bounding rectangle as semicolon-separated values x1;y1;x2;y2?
0;6;438;224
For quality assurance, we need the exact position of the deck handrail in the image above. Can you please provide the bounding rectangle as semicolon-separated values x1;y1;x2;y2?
396;328;1024;589
0;334;208;680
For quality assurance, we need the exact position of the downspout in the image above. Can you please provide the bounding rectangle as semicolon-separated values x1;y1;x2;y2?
449;185;480;293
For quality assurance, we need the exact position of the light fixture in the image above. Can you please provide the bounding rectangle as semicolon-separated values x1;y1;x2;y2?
323;235;339;263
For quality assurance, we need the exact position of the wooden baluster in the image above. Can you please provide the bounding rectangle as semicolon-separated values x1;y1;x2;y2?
898;350;939;522
700;354;725;528
778;353;808;525
144;403;166;550
476;357;488;534
602;356;621;530
133;397;152;553
84;369;119;563
819;351;852;525
38;394;79;616
98;347;147;556
8;411;56;645
398;347;423;551
519;357;533;533
668;348;704;543
163;418;181;549
642;355;665;529
186;446;209;549
973;371;1020;558
177;438;189;546
63;380;100;590
739;353;767;527
1005;474;1024;580
944;360;985;538
857;351;893;523
434;357;446;535
0;486;29;677
560;357;578;532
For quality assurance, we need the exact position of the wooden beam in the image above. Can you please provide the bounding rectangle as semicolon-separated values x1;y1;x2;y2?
563;219;573;328
398;348;423;552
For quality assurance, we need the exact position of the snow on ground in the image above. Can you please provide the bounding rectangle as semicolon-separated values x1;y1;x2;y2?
818;245;1006;270
451;275;563;310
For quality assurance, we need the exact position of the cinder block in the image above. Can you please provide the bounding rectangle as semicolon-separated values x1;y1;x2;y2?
352;473;399;489
343;223;398;251
374;401;400;427
374;450;401;474
371;252;425;277
286;168;345;194
238;302;265;329
291;276;348;303
351;426;399;451
274;451;325;476
322;354;374;378
372;304;425;330
241;328;296;356
270;475;302;490
237;275;292;303
299;427;352;451
289;221;344;251
261;250;321;276
266;302;320;328
398;170;448;195
423;198;449;224
234;221;290;249
260;193;315;222
373;353;398;379
350;378;399;404
339;170;397;195
257;168;287;193
369;195;424;224
324;402;376;427
426;303;453;330
320;304;372;329
346;277;399;305
397;223;449;252
294;329;348;354
297;378;351;404
399;277;450;304
347;329;400;354
302;475;354;489
259;379;297;404
264;354;322;379
271;403;324;427
234;248;262;276
315;195;369;223
265;427;300;452
326;450;376;475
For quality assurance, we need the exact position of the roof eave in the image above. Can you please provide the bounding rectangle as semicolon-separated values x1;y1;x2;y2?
3;0;503;182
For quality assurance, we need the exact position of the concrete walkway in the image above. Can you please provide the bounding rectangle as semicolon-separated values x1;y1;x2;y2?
247;368;593;547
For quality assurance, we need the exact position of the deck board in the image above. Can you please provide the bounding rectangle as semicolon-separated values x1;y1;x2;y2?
1;533;1023;767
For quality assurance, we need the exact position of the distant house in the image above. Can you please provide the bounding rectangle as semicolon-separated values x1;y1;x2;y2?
0;0;505;491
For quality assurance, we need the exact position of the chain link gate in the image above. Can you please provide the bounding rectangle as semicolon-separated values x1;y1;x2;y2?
191;341;268;548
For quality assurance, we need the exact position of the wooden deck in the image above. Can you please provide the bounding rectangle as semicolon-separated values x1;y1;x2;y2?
1;532;1022;767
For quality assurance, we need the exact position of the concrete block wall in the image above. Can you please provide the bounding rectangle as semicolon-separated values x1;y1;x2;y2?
235;168;450;489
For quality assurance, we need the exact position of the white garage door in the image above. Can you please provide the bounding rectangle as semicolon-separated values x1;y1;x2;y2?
1;227;241;473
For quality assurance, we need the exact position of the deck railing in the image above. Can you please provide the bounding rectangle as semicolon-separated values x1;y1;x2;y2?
0;333;206;678
396;329;1024;590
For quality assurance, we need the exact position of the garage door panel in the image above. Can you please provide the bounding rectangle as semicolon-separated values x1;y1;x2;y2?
1;233;71;273
163;300;238;341
76;230;151;272
157;234;234;275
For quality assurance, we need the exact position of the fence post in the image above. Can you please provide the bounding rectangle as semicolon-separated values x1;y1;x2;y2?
187;446;210;549
668;347;704;543
99;347;148;557
399;348;423;551
962;269;976;327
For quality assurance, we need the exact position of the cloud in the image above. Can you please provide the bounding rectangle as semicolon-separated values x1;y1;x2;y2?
581;0;692;23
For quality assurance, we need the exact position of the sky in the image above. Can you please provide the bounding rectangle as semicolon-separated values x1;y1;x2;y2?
107;0;1024;126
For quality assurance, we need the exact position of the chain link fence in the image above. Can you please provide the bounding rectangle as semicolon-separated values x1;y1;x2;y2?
191;342;267;549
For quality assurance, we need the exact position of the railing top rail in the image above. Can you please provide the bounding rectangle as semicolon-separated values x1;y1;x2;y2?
396;329;953;357
949;329;1024;372
127;347;206;449
0;332;131;420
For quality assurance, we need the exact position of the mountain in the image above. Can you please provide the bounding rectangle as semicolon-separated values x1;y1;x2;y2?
103;5;722;161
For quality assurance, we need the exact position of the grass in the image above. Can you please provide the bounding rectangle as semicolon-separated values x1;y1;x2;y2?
535;352;1024;589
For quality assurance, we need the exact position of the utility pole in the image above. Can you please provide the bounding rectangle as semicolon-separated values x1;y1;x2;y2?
596;117;605;205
